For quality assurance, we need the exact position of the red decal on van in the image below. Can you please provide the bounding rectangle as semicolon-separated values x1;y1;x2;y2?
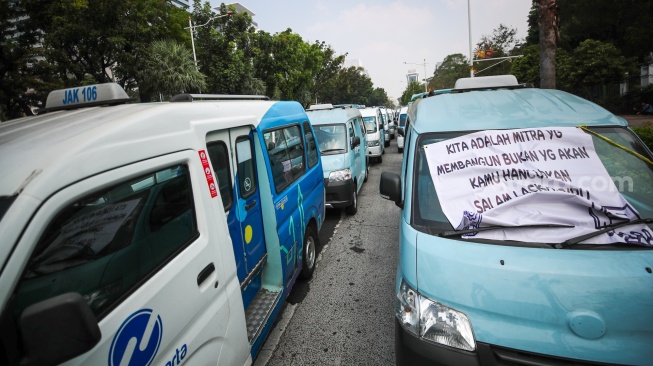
198;150;218;198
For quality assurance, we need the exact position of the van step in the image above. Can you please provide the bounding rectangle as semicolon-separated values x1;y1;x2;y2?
245;289;280;342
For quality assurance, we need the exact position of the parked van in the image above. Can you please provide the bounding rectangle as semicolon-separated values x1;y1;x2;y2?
381;75;653;365
0;83;325;366
360;107;385;163
307;105;368;215
396;106;408;153
380;108;391;147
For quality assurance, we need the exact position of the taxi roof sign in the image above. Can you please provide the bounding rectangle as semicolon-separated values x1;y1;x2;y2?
42;83;131;113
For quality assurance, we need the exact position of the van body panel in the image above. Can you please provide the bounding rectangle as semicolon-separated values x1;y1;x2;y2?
413;232;653;364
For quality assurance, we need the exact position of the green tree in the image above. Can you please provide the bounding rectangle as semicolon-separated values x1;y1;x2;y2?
1;1;63;120
400;82;425;106
473;24;521;77
430;54;469;90
21;0;188;97
138;40;206;101
558;39;635;100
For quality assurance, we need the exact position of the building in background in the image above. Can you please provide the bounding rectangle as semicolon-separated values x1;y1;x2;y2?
214;2;258;30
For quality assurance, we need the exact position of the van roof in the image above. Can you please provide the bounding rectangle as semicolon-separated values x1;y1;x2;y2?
306;106;362;125
0;100;306;199
359;108;378;117
410;88;627;134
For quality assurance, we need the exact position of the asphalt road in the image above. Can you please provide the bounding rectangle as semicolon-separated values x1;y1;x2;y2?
255;137;404;366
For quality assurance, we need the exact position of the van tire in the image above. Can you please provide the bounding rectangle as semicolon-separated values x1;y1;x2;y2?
398;147;403;153
378;155;383;163
346;188;358;215
299;226;318;280
364;163;369;182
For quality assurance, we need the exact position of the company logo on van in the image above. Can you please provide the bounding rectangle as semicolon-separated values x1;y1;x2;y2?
109;309;163;366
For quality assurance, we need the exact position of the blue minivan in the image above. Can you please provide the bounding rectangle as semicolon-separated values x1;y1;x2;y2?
307;104;368;215
381;75;653;365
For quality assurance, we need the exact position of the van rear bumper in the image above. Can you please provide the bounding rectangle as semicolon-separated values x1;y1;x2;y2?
324;178;354;208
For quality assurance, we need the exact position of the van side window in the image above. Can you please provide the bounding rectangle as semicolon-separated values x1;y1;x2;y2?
235;136;257;199
11;165;198;319
303;122;319;168
264;125;306;193
357;117;366;136
347;121;355;139
207;141;233;210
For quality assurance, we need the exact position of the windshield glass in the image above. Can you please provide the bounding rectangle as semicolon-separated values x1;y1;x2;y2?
314;124;347;154
363;117;377;133
412;126;653;245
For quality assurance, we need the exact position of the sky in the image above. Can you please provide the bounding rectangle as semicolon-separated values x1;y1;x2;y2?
207;0;533;103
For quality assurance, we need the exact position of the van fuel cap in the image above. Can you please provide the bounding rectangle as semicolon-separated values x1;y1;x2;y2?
567;310;606;339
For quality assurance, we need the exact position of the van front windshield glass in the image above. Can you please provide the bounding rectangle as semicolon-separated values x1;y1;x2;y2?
363;117;377;133
314;124;347;154
412;127;653;244
399;114;407;127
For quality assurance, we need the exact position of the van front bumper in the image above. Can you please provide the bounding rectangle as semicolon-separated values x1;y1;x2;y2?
324;178;354;208
367;145;382;157
396;319;608;366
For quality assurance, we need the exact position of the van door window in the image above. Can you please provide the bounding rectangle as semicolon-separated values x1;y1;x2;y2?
207;141;233;210
235;137;257;199
10;165;198;319
264;125;306;193
303;122;319;168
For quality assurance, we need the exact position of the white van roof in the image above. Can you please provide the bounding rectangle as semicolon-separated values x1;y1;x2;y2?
454;75;519;89
306;106;362;125
0;96;304;200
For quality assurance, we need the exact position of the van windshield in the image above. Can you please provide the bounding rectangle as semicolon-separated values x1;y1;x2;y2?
399;114;407;127
412;127;653;246
314;124;347;154
362;117;377;133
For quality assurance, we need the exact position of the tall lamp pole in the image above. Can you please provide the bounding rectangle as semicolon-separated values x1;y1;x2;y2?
404;59;429;92
185;11;233;71
468;0;474;77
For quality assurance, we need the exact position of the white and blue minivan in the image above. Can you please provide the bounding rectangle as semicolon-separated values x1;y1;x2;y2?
361;107;385;163
307;104;368;215
0;84;325;365
381;75;653;365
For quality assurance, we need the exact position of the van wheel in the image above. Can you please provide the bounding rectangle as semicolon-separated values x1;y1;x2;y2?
364;163;369;182
299;226;318;280
346;188;358;215
398;147;403;153
378;155;383;163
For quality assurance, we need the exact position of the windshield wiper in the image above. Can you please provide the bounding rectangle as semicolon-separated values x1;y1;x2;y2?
320;149;346;153
438;224;574;238
555;218;653;248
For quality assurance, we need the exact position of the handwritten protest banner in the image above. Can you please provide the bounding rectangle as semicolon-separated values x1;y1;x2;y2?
423;127;651;245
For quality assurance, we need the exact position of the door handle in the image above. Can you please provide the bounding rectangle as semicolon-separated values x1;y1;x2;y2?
245;200;257;210
197;263;215;286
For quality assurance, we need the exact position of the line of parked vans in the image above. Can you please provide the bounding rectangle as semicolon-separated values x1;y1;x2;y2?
0;84;402;366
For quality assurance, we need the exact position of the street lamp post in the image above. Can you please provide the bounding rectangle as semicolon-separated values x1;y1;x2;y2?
404;59;428;93
185;11;233;71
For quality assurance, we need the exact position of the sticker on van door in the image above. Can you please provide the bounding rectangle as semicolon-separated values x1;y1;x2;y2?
199;150;218;198
109;309;162;366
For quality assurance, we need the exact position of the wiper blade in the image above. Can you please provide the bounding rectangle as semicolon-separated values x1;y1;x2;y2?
320;149;346;153
438;224;574;238
556;218;653;248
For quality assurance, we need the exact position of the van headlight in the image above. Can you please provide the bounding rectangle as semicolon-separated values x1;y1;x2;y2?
396;280;476;351
328;168;351;182
368;140;379;147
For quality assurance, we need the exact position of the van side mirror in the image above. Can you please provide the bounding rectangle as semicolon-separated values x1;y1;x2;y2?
380;171;403;209
351;136;360;148
20;292;101;366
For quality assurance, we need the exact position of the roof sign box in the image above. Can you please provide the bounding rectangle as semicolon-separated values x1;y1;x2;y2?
308;104;334;111
454;75;518;90
42;83;131;113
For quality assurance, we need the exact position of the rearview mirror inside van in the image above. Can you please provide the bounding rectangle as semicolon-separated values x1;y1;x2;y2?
351;136;360;149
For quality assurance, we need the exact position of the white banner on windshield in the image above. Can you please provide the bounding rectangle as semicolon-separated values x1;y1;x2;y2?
423;127;651;245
